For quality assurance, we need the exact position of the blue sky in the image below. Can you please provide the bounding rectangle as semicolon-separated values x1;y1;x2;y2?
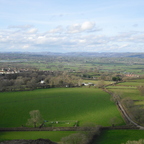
0;0;144;52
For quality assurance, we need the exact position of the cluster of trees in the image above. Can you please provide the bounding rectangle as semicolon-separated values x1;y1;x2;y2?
61;123;101;144
46;72;82;87
0;71;47;91
0;71;82;91
112;76;122;81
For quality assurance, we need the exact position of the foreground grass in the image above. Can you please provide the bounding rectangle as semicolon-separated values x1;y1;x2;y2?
1;129;144;144
0;131;75;142
93;129;144;144
0;88;124;127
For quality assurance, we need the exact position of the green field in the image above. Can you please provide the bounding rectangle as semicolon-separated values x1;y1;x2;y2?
1;54;144;143
82;80;114;85
0;131;76;142
20;56;144;74
92;129;144;144
117;81;144;86
0;88;125;128
107;80;144;101
1;129;144;143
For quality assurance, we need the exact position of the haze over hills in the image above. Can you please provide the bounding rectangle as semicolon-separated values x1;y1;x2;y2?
1;52;144;58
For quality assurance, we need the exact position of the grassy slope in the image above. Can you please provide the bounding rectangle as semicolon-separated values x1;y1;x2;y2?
93;130;144;144
0;88;124;127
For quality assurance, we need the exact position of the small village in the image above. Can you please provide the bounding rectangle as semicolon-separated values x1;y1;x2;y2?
0;68;29;74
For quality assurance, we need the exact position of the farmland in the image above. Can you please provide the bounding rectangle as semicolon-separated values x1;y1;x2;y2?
92;129;144;144
0;131;76;142
0;88;124;128
1;52;144;143
107;79;144;102
1;129;144;143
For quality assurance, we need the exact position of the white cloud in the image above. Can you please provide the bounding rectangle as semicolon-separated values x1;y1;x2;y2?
48;26;63;33
22;44;30;49
67;23;81;33
1;24;144;52
27;28;38;34
81;21;95;31
67;21;100;33
79;39;86;43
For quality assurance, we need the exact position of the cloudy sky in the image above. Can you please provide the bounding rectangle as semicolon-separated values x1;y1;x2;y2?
0;0;144;52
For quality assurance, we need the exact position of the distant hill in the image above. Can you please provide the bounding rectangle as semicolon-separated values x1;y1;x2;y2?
29;52;144;58
1;52;144;58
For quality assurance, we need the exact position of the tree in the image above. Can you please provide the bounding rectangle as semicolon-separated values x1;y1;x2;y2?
61;123;100;144
26;78;37;89
121;97;134;109
79;123;100;141
137;85;144;96
112;76;122;81
26;110;43;128
111;91;122;103
14;77;24;89
61;133;87;144
97;80;105;88
109;116;122;126
122;139;144;144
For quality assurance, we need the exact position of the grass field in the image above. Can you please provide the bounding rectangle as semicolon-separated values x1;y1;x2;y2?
106;79;144;101
0;88;125;128
117;82;144;86
92;129;144;144
107;86;143;100
1;129;144;143
82;80;114;85
0;131;76;142
21;58;144;74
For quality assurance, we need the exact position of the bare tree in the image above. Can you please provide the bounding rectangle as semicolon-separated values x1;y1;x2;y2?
61;123;100;144
97;80;105;88
26;78;37;89
61;133;88;144
26;110;43;128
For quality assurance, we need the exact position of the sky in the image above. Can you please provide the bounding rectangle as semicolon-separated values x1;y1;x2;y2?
0;0;144;53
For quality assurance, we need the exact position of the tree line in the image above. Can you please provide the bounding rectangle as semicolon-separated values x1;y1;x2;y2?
0;71;82;91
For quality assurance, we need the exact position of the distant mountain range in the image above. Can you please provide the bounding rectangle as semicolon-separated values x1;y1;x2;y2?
1;52;144;58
